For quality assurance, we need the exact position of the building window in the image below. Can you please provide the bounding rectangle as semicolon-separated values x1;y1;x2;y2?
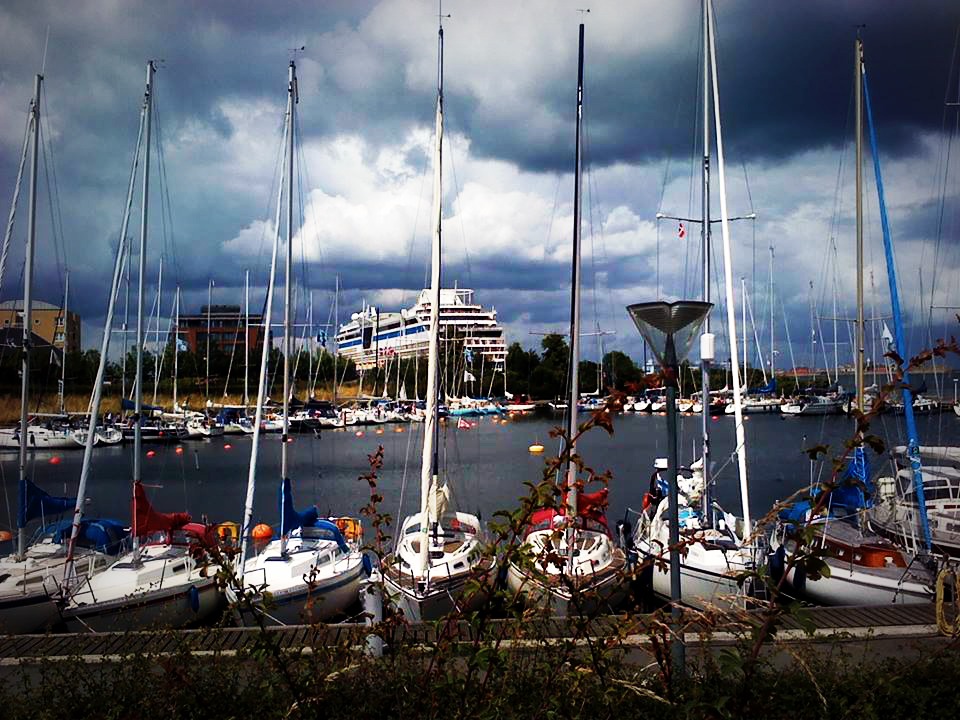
56;317;64;327
55;332;65;343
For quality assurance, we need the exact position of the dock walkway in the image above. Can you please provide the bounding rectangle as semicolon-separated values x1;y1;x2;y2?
0;603;951;664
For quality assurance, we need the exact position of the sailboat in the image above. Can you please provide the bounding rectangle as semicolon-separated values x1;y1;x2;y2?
380;16;494;622
233;59;366;626
768;35;934;605
505;23;627;618
628;0;757;611
0;74;129;633
60;63;223;631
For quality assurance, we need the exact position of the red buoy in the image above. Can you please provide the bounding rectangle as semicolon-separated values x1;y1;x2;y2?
224;443;232;450
251;523;273;542
146;450;156;458
175;446;184;455
48;456;62;465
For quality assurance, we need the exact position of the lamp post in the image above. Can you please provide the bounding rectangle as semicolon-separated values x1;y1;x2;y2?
626;300;712;676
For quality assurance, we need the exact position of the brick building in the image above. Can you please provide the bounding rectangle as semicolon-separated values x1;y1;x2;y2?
0;299;80;353
177;305;264;357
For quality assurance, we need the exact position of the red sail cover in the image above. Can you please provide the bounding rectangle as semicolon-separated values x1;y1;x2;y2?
132;482;191;537
528;488;610;530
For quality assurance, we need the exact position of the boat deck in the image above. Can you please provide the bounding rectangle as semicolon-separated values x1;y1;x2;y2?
0;602;949;663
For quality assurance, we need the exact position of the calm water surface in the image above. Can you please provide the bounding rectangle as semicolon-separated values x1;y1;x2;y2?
2;409;959;541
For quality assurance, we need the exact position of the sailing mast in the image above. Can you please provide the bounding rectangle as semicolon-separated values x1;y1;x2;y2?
564;22;585;572
855;35;865;412
699;0;714;527
239;65;290;573
65;74;147;577
16;73;41;560
173;287;180;411
132;60;155;563
707;0;751;537
418;10;446;581
333;275;339;407
280;59;296;556
244;269;249;407
59;271;68;416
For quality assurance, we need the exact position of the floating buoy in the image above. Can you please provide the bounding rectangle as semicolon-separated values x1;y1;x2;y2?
175;446;184;455
394;426;404;433
48;456;62;465
0;530;12;542
224;443;233;450
146;450;156;458
286;437;295;443
501;419;509;425
375;428;384;435
712;416;719;421
251;523;273;542
355;430;364;438
529;443;545;454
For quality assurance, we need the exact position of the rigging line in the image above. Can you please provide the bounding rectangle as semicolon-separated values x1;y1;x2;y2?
402;139;431;311
580;105;602;365
0;111;31;302
39;120;66;303
39;92;69;285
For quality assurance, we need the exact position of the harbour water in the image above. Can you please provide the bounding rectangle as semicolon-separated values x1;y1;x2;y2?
2;409;958;543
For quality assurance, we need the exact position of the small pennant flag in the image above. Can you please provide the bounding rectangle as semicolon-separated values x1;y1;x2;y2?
678;222;686;239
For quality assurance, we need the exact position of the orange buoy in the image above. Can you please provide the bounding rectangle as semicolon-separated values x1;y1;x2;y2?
528;443;545;454
394;426;404;433
355;430;364;437
145;450;156;458
224;443;233;450
251;523;273;542
175;446;184;455
48;456;62;465
375;428;384;435
286;437;295;443
0;530;12;542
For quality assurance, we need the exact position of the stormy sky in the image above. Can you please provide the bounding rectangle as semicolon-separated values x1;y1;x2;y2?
1;0;959;373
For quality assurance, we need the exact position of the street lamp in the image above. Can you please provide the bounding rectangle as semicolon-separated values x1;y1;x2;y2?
626;300;712;675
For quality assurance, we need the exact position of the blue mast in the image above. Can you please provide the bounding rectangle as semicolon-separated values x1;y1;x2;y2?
862;60;933;554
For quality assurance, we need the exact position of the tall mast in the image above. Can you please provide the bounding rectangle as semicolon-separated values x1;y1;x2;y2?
419;12;445;579
59;270;68;416
132;60;155;561
152;257;162;405
65;85;146;578
564;22;585;572
280;58;296;557
238;71;288;574
699;0;714;527
855;35;865;411
206;279;213;403
707;0;751;538
243;269;249;407
16;74;41;560
333;274;339;407
768;245;775;381
173;286;180;410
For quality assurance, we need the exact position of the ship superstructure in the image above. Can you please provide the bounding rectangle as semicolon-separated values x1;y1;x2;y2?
335;288;506;371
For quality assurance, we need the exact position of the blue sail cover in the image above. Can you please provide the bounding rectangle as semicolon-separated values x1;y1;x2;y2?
814;447;874;512
279;477;319;536
18;478;75;528
120;397;164;414
46;518;129;555
755;378;777;395
278;478;349;552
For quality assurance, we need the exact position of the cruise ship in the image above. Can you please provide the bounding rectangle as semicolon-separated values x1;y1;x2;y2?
335;288;507;371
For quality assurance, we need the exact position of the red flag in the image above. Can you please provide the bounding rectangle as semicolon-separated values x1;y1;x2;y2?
678;222;686;239
457;417;471;429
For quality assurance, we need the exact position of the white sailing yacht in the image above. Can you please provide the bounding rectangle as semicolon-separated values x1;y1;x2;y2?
233;59;366;626
629;0;757;611
768;35;933;605
60;63;222;631
381;17;494;622
505;23;627;618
